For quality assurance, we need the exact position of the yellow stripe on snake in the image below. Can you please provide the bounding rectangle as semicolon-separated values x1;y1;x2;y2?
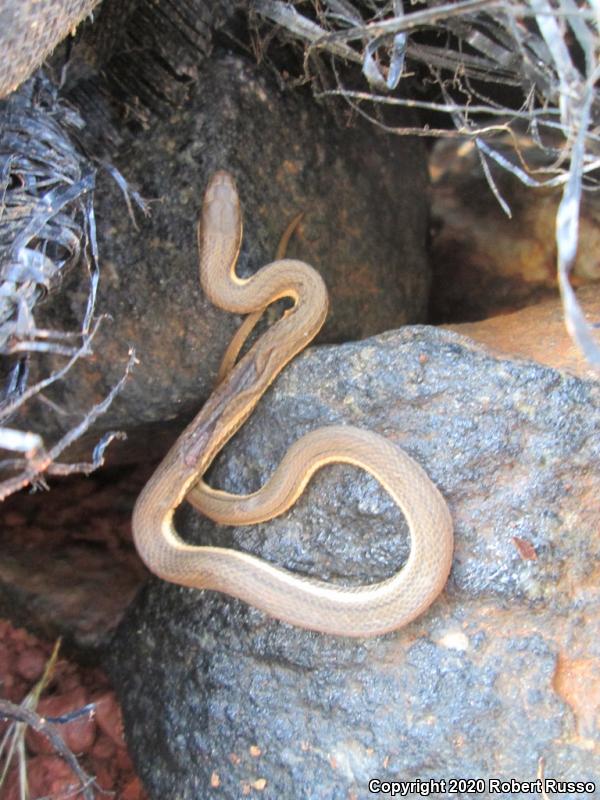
132;171;453;637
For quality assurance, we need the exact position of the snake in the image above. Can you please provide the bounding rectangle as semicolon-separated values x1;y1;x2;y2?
132;170;453;637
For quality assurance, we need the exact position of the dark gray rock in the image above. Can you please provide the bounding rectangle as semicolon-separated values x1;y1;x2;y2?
29;53;429;464
108;327;600;799
2;48;429;660
0;463;150;653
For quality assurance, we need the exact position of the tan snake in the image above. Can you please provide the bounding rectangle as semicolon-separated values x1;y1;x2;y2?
132;171;453;637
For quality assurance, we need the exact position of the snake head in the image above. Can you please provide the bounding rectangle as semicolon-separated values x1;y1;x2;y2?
201;171;242;237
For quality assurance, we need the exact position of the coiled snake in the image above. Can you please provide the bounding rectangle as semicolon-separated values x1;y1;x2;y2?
132;171;453;637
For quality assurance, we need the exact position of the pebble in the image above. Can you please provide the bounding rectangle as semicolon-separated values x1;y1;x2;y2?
25;755;76;798
94;690;126;747
92;733;117;760
15;647;47;682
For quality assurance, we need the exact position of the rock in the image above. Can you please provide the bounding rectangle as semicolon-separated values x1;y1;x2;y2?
108;326;600;798
27;53;429;466
91;733;117;760
0;465;149;653
15;646;47;682
0;0;101;99
429;138;600;323
94;756;120;792
93;689;126;747
62;0;239;138
0;644;14;679
121;775;147;800
0;619;42;701
21;755;78;800
445;285;600;380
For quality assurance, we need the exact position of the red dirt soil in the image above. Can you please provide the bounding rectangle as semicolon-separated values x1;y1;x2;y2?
0;619;147;800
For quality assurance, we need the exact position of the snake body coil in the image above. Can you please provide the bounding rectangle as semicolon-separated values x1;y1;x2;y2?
132;171;453;637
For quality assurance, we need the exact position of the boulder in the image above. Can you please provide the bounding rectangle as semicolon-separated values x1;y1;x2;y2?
108;326;600;797
429;139;600;323
29;54;430;464
446;285;600;380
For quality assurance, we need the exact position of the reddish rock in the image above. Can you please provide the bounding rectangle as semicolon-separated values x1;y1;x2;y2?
115;744;135;770
11;627;31;647
94;690;126;747
91;732;117;760
0;646;15;684
446;285;600;380
49;659;83;692
122;775;147;800
2;767;20;800
27;687;96;755
15;647;47;682
27;755;80;798
554;655;600;744
93;756;119;790
4;510;27;526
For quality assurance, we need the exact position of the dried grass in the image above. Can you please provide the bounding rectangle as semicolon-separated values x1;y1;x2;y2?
253;0;600;365
0;76;137;499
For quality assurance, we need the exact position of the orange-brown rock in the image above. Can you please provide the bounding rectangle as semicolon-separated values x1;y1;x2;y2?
446;285;599;379
430;139;600;323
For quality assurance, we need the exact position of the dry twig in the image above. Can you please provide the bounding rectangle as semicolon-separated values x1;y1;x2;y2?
0;640;99;800
253;0;600;365
0;75;138;498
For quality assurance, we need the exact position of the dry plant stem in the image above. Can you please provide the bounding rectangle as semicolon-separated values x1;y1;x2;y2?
0;347;136;501
0;316;106;420
0;701;97;800
0;640;97;800
1;84;146;498
253;0;600;367
537;757;551;800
